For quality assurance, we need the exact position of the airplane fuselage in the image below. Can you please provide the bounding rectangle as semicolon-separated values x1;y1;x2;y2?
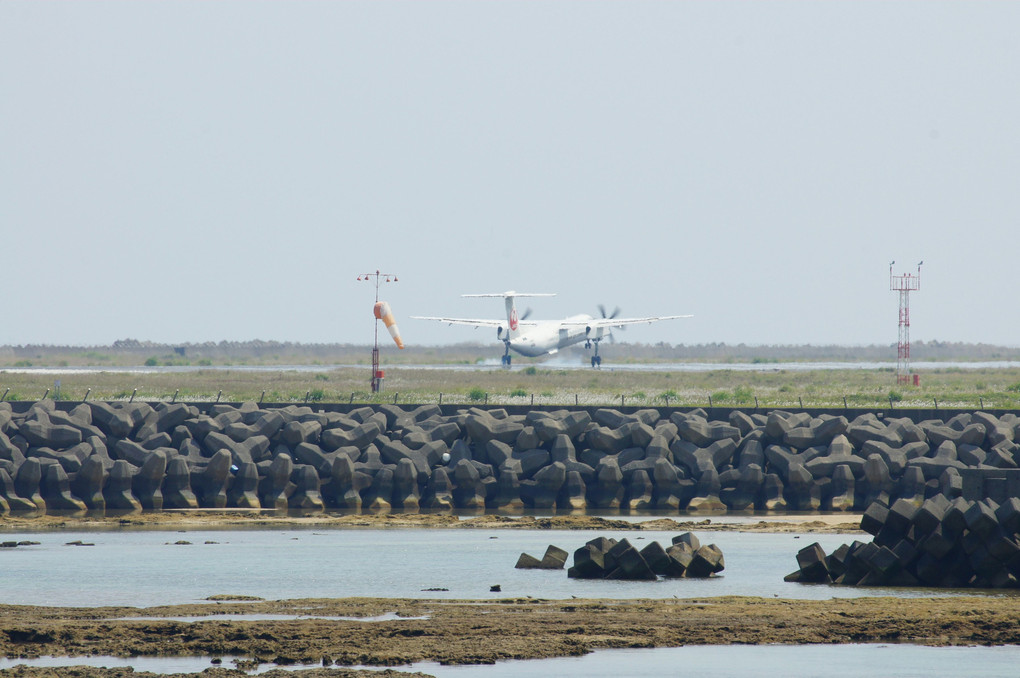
508;314;595;357
412;291;690;367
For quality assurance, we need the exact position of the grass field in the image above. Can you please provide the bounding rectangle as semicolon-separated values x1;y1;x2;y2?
3;361;1020;410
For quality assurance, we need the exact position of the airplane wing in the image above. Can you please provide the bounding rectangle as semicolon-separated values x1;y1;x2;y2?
561;314;693;328
411;316;539;328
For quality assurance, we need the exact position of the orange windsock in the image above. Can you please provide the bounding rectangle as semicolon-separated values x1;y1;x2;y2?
374;301;404;349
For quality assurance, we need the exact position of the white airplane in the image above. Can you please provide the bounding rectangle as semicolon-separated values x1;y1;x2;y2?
413;291;692;368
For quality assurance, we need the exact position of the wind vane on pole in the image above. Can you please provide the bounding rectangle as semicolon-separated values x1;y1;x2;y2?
357;270;402;393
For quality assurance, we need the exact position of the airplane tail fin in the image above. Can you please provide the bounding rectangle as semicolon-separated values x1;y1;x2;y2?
463;291;555;341
504;294;520;340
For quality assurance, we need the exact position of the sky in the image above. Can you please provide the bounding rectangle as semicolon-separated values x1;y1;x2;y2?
2;2;1019;349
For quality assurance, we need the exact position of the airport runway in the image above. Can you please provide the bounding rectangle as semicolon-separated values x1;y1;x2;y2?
3;360;1020;375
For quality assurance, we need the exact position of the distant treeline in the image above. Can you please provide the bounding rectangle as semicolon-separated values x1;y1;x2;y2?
1;339;1019;364
610;341;1020;362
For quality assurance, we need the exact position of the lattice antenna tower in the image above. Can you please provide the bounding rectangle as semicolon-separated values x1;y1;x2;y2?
889;260;923;385
357;269;399;393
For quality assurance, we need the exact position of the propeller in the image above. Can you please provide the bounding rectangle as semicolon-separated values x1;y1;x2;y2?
599;304;626;336
520;308;532;321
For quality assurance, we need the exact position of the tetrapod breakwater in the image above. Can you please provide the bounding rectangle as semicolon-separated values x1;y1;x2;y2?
1;400;1018;515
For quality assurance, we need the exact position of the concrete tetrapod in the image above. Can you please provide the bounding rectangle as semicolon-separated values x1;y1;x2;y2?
2;402;1020;516
567;533;724;580
785;496;1020;588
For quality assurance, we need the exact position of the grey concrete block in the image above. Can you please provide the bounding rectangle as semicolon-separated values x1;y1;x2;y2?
464;413;524;445
686;544;725;578
592;457;624;509
70;456;106;511
163;456;200;509
103;459;141;512
40;463;87;514
132;449;167;510
364;467;394;511
13;458;45;512
828;464;855;511
289;464;325;511
21;416;83;449
559;470;586;510
451;458;485;509
281;420;322;447
392;458;421;510
490;465;523;510
327;455;362;509
422;466;454;510
260;452;294;510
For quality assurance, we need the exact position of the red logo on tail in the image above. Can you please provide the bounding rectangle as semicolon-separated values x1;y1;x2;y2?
509;308;518;331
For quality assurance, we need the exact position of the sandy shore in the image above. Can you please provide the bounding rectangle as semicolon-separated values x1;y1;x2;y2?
0;511;864;534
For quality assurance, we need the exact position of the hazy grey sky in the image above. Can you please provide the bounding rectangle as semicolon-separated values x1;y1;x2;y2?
3;2;1018;349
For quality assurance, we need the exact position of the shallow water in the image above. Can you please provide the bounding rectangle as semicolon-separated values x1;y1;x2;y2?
410;644;1020;678
0;527;1008;607
2;644;1018;677
1;525;1017;677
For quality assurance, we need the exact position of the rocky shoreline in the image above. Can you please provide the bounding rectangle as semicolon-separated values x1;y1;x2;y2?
1;595;1018;678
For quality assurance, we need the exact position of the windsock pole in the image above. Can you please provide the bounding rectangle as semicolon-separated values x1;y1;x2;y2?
357;270;400;393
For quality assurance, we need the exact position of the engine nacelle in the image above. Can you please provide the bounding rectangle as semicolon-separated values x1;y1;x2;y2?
497;326;504;339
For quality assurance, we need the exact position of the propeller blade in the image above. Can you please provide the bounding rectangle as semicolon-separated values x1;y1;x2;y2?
520;307;532;321
599;304;624;331
598;304;621;320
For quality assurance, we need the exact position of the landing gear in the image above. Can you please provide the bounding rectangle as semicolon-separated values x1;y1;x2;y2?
589;340;603;368
501;344;512;368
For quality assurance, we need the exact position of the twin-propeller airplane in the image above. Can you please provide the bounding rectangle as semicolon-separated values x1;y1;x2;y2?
413;292;692;368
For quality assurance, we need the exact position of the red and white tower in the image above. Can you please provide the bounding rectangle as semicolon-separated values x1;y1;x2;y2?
889;260;922;385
